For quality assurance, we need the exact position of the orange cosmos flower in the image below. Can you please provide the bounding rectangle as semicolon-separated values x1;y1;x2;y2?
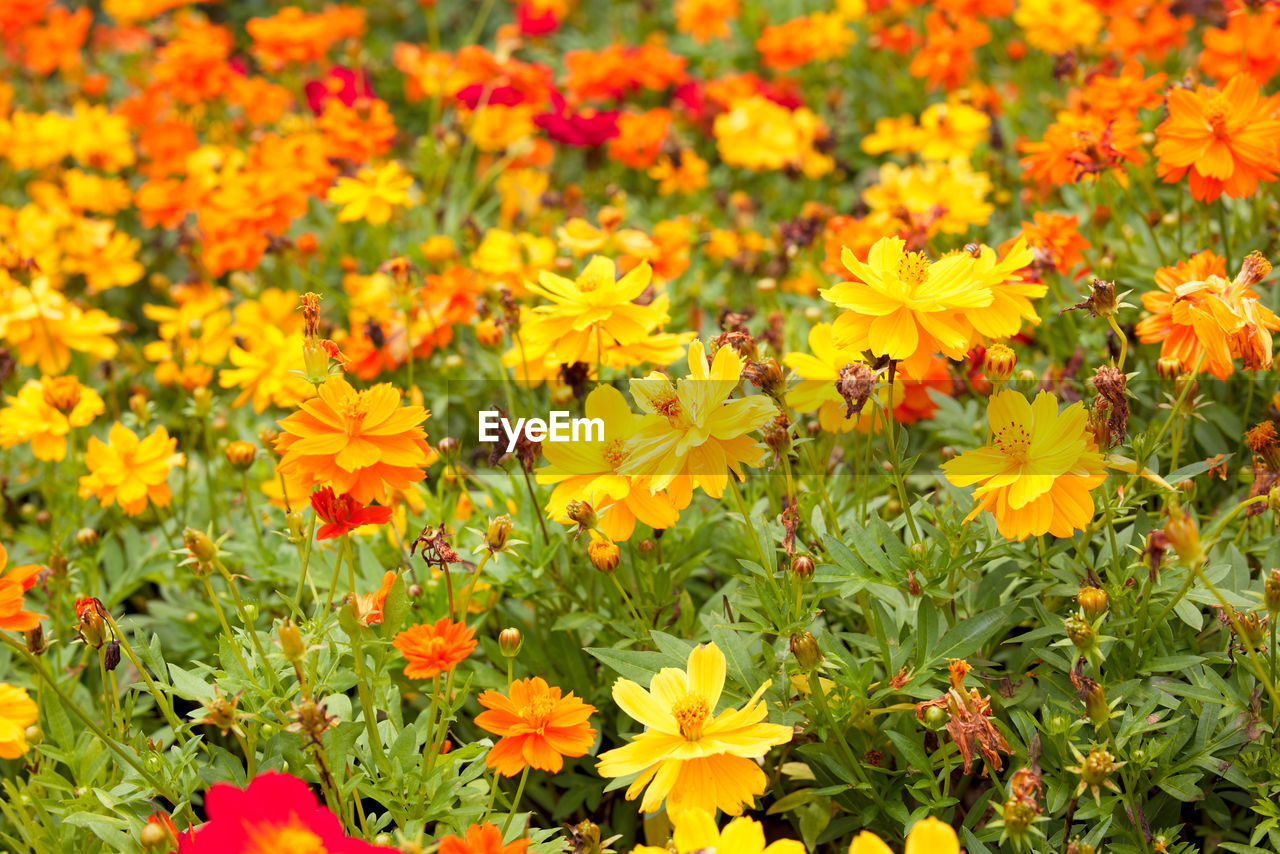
1199;6;1280;86
276;376;431;505
1153;73;1280;202
0;543;44;633
438;823;529;854
475;677;598;777
351;571;397;626
1137;250;1280;378
78;423;185;516
1002;211;1091;276
393;618;477;679
1019;109;1144;186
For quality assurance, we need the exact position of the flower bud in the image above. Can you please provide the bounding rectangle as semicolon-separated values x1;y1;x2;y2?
1083;681;1109;727
588;539;620;573
139;822;169;851
499;628;523;658
789;630;822;670
225;440;257;470
1065;615;1094;652
638;538;656;554
1164;506;1204;566
566;500;597;530
103;639;121;672
278;619;306;663
25;625;44;656
286;509;306;543
1001;796;1037;836
75;527;99;548
486;515;513;553
1235;610;1267;650
128;392;149;424
183;527;218;574
302;339;331;386
922;704;946;729
75;597;107;649
1077;587;1107;620
984;343;1017;382
1265;569;1280;614
23;725;41;747
790;554;815;581
1156;356;1185;381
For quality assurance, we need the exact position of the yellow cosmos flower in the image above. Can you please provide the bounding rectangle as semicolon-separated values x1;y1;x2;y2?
822;237;989;376
503;256;693;384
0;683;38;759
596;642;793;818
821;237;1037;377
218;326;314;412
0;376;104;461
632;808;804;854
862;158;993;237
848;817;959;854
783;323;877;434
941;389;1107;541
1014;0;1103;54
79;423;185;516
714;95;834;178
0;276;119;374
536;385;684;542
620;340;778;501
326;161;413;225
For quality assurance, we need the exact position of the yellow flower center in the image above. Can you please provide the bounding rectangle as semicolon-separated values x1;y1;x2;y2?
671;694;711;741
1204;93;1229;136
519;692;557;734
896;252;930;291
245;823;329;854
993;421;1032;461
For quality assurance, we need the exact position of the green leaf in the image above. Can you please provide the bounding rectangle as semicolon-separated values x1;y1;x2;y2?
929;609;1007;665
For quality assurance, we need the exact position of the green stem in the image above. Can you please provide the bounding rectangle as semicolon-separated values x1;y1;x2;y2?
0;634;181;806
215;560;281;693
502;766;531;835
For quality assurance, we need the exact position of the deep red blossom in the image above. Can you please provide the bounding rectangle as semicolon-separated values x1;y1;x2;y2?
310;487;393;540
535;91;618;146
305;66;374;115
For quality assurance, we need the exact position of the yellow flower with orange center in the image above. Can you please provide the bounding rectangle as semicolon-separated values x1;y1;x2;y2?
596;642;793;817
941;390;1107;541
275;376;431;505
620;340;778;501
78;423;185;516
0;376;103;461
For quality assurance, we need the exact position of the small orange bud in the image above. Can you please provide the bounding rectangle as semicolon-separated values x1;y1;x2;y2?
225;440;257;471
499;627;522;657
588;539;620;573
984;344;1017;382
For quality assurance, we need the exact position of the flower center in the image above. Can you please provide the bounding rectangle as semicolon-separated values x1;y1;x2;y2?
1204;93;1229;136
603;438;628;469
896;252;930;290
245;822;329;854
653;392;684;425
338;394;369;432
993;422;1032;461
671;694;710;741
519;693;557;733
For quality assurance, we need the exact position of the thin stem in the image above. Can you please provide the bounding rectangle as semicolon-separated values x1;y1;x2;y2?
0;634;181;806
502;766;531;835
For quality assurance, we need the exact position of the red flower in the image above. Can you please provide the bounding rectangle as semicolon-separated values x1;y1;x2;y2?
517;2;561;36
305;66;374;115
178;771;392;853
534;91;619;147
310;487;393;540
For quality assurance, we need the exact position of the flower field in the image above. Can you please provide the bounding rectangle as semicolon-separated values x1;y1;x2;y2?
4;0;1280;852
